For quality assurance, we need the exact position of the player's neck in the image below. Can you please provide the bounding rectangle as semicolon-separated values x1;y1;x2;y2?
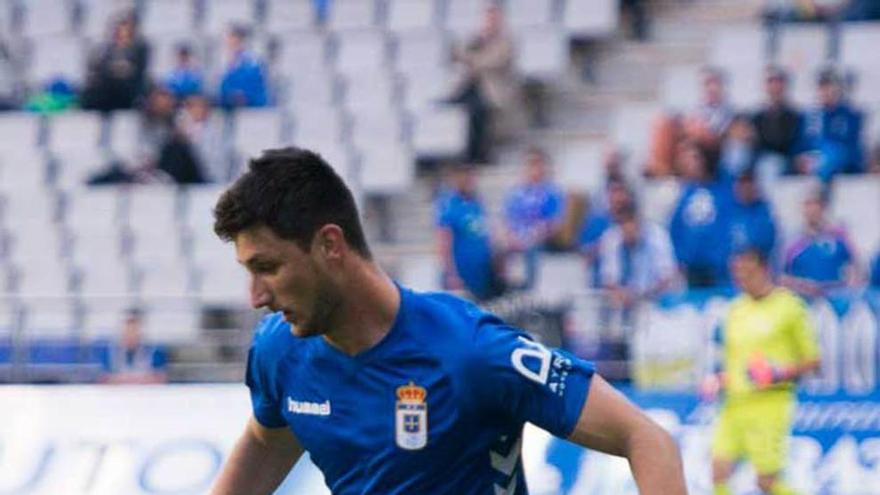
748;281;775;300
322;263;401;356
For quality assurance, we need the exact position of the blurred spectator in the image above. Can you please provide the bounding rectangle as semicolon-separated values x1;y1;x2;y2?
842;0;880;20
502;147;564;288
164;43;204;101
24;78;77;114
435;165;504;301
752;66;804;183
781;188;859;296
871;251;880;288
579;180;635;287
81;14;150;112
795;67;864;181
621;0;650;41
448;4;521;163
599;204;677;308
719;114;758;178
219;25;269;109
870;141;880;174
730;171;777;257
647;67;734;177
669;141;735;288
99;309;168;384
89;87;206;184
176;94;230;182
0;40;19;110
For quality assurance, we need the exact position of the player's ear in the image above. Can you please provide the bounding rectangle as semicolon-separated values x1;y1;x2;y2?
313;224;345;261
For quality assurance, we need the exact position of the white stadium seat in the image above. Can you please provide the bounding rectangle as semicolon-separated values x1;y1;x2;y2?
640;178;682;226
412;106;467;157
402;70;456;112
661;65;702;112
386;0;437;33
47;112;105;151
830;176;880;259
328;0;378;31
343;71;398;112
233;109;287;160
278;32;330;75
398;254;441;292
21;0;73;38
29;35;87;87
141;0;195;38
841;24;880;72
292;106;345;145
265;0;316;33
554;142;604;194
393;31;448;76
768;176;821;241
358;143;415;194
203;0;255;36
80;0;134;39
515;27;568;79
506;0;554;29
141;304;201;343
0;113;40;150
335;30;389;76
611;103;661;168
709;24;766;71
563;0;619;37
445;0;484;39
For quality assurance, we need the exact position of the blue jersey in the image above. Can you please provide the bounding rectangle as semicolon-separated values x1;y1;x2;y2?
247;287;595;494
783;226;854;283
435;190;496;299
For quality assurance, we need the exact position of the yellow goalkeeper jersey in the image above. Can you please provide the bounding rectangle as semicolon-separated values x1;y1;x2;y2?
722;288;820;400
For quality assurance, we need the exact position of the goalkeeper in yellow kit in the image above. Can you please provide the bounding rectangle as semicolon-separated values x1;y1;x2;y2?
701;248;821;495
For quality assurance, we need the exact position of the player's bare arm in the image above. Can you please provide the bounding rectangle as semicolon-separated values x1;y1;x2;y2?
568;375;687;495
210;416;304;495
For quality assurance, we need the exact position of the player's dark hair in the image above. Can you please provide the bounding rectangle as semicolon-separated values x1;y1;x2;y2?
734;246;769;267
213;147;372;259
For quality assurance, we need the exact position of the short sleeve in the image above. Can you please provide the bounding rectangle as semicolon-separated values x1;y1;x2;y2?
789;297;820;363
245;321;289;428
466;324;594;438
435;196;454;229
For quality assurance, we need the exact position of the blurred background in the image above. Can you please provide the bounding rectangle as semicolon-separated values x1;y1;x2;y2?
0;0;879;493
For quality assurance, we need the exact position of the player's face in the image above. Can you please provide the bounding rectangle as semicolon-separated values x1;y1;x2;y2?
235;226;343;338
731;253;767;295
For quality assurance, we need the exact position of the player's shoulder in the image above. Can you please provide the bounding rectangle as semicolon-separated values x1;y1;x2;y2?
770;287;809;312
250;312;302;364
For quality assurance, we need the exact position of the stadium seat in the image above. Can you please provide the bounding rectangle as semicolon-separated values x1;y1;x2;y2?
334;30;389;76
80;0;133;39
80;300;130;338
141;0;196;38
28;35;87;88
126;186;185;264
841;24;880;73
0;0;12;36
292;106;345;145
778;25;830;105
23;302;78;339
397;254;441;292
140;303;201;343
554;142;604;193
709;24;766;71
75;257;134;295
63;187;124;238
445;0;484;38
386;0;437;34
0;113;41;151
411;106;467;157
661;65;701;112
358;143;415;194
193;248;249;305
515;27;568;79
202;0;256;36
233;108;287;159
350;108;406;148
767;175;821;240
830;175;880;258
278;31;330;76
726;65;765;111
0;149;50;191
46;111;105;152
401;70;456;112
20;0;74;38
107;110;141;161
505;0;555;30
328;0;378;31
51;148;113;190
848;70;880;107
137;259;194;298
563;0;618;38
393;31;449;76
265;0;315;33
288;72;340;110
610;103;661;171
535;254;586;304
342;71;399;113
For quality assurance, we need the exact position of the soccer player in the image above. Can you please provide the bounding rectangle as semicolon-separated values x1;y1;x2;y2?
209;148;686;495
703;248;821;495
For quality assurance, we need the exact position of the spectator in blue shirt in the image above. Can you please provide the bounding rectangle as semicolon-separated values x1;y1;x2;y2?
99;309;168;384
796;68;864;181
502;147;564;288
870;252;880;288
730;171;777;257
669;140;735;288
219;25;269;109
781;189;858;297
164;43;204;101
579;180;635;288
435;165;504;301
599;204;678;307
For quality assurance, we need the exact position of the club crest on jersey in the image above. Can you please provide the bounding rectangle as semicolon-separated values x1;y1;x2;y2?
395;382;428;450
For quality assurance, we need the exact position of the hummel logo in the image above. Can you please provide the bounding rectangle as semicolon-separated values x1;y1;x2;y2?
287;398;331;416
